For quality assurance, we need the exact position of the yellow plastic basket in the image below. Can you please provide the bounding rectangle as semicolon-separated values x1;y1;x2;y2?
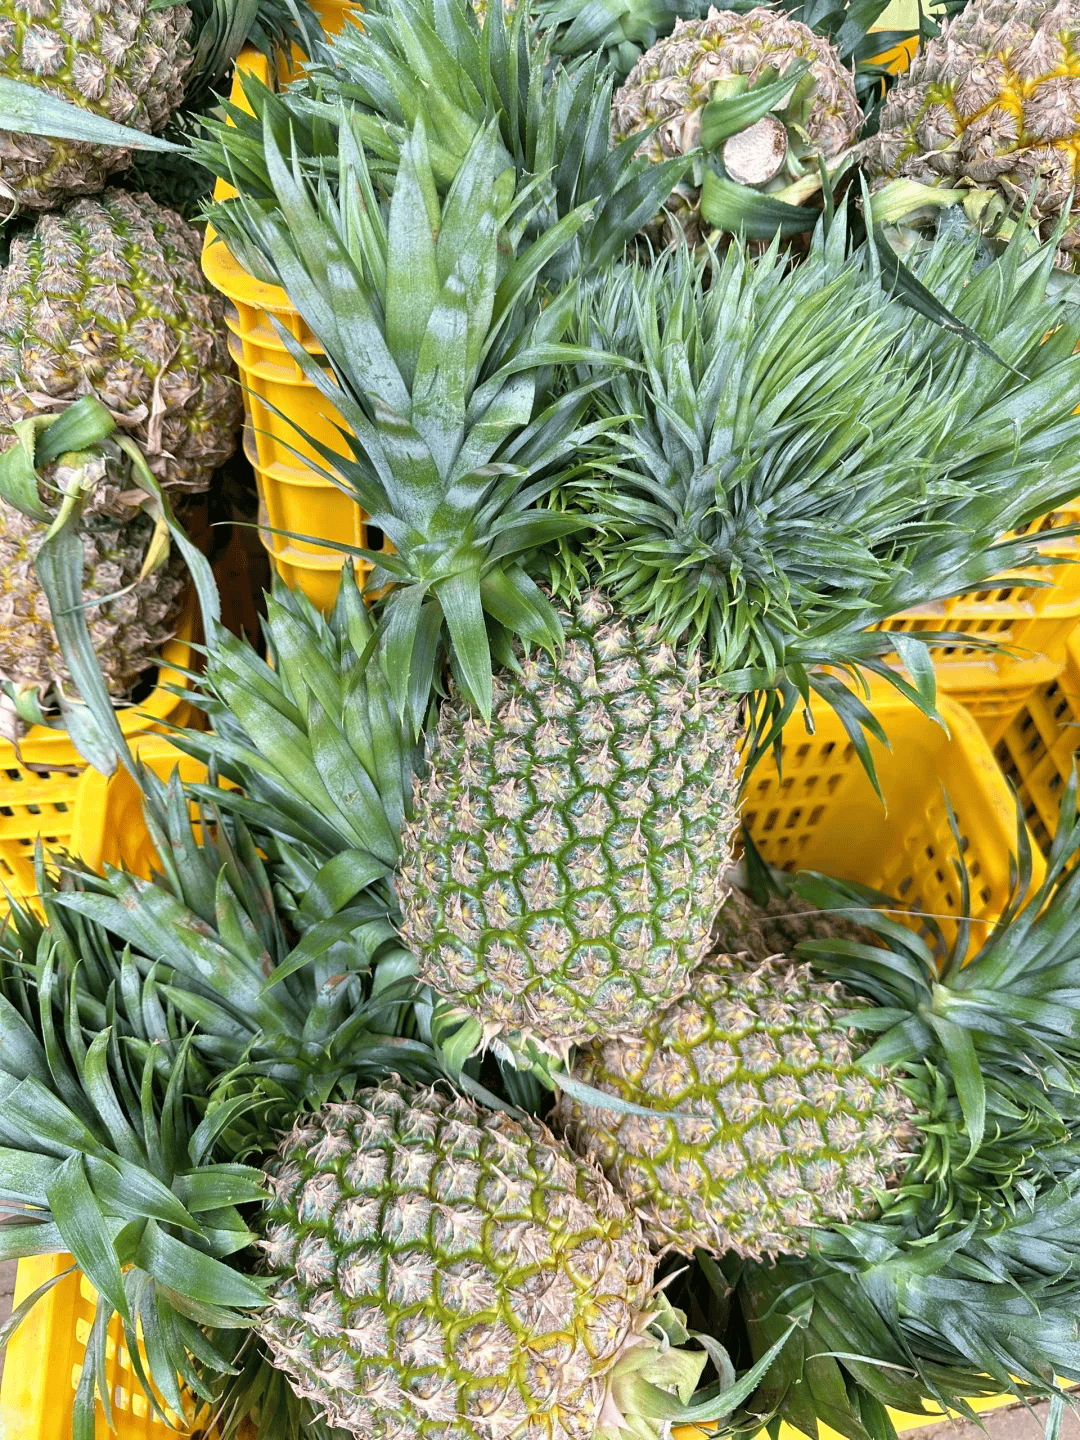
876;505;1080;735
741;686;1043;951
0;595;202;907
201;13;389;614
993;625;1080;857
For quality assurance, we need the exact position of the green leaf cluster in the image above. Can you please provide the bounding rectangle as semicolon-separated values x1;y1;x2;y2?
0;761;446;1430
206;102;619;718
555;211;1080;760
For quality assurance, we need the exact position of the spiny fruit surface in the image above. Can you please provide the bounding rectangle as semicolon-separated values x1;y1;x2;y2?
0;486;186;697
0;0;192;211
554;956;916;1259
394;589;741;1054
712;883;878;961
258;1079;655;1440
0;190;239;509
611;6;862;177
870;0;1080;256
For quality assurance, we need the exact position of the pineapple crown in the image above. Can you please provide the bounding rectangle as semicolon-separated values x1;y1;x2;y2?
556;213;1080;753
206;112;626;721
172;569;419;909
201;0;690;290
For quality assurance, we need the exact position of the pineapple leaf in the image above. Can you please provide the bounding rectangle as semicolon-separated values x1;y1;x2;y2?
0;76;182;151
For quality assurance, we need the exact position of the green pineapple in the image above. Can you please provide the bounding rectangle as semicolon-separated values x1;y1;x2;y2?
552;793;1080;1435
0;398;193;724
609;7;864;247
395;588;741;1055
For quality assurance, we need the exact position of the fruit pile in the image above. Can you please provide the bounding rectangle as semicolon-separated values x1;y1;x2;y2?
6;4;1080;1440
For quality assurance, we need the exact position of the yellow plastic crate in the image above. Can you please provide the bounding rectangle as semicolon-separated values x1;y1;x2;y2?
876;504;1080;741
0;595;202;906
201;10;389;614
2;1255;190;1439
993;625;1080;856
741;687;1044;952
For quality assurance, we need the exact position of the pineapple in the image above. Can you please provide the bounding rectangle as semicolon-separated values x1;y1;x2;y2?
553;950;917;1258
867;0;1080;263
0;400;189;716
610;7;864;243
259;1079;702;1440
396;588;740;1057
0;0;192;211
0;190;240;506
0;0;321;213
0;496;187;700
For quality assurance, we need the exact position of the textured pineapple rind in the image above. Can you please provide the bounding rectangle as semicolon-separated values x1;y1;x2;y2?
0;0;193;211
611;5;863;166
555;956;917;1260
394;588;742;1052
259;1078;655;1440
0;190;240;506
869;0;1080;253
0;498;186;695
711;883;880;961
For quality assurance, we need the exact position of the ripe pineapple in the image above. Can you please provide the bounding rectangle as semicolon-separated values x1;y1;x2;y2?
0;403;188;711
611;7;863;243
0;0;192;211
259;1079;700;1439
0;499;186;700
553;951;916;1258
868;0;1080;261
396;588;741;1057
0;190;240;506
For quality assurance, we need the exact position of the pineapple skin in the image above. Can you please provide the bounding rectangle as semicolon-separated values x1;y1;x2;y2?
395;589;741;1054
258;1078;655;1440
870;0;1080;256
555;955;916;1259
712;883;879;960
0;0;192;211
613;6;861;163
0;487;186;697
0;190;240;509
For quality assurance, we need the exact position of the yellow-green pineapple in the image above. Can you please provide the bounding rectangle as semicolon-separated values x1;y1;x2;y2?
0;189;240;505
0;0;192;210
396;590;741;1057
554;945;915;1258
610;6;863;242
868;0;1080;262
